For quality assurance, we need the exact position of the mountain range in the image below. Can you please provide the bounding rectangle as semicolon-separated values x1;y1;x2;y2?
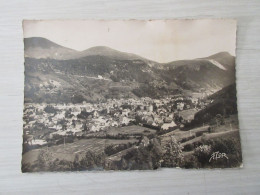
24;37;236;103
24;37;157;65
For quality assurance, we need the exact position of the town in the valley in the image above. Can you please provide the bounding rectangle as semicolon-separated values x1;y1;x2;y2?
23;94;206;146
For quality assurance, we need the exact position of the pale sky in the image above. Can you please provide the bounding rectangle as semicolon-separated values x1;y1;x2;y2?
23;20;236;63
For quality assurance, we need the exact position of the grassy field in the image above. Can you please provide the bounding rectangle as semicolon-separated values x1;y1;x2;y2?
107;125;157;136
178;108;199;121
86;125;157;138
23;125;156;166
160;125;209;147
22;138;138;165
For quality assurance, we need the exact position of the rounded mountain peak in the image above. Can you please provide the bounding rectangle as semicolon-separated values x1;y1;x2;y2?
24;37;62;49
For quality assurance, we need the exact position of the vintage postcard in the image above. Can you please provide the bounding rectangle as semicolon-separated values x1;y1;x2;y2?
22;20;242;172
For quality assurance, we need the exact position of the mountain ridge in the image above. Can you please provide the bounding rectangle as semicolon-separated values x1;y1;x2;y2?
24;37;234;67
23;37;236;104
24;37;158;65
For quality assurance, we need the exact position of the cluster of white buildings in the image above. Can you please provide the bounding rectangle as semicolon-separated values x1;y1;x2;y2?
23;95;202;144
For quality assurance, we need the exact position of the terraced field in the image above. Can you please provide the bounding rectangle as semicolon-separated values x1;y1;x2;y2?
22;138;138;164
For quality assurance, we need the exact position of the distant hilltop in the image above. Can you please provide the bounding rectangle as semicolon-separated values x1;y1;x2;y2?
24;37;234;67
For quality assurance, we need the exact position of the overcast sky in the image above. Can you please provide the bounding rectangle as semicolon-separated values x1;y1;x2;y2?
23;20;236;63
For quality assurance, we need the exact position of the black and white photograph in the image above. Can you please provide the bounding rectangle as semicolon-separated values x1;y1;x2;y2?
22;20;242;172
